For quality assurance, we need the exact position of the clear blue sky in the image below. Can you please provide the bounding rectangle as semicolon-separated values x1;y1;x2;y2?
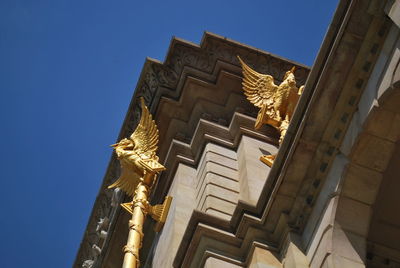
0;1;338;267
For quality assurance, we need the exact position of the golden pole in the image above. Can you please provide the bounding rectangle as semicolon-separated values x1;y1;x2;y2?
122;182;148;268
120;176;171;268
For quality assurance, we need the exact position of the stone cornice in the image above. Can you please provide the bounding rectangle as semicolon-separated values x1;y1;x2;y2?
74;31;308;267
173;0;393;267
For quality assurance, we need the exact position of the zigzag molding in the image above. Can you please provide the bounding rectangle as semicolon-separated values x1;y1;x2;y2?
74;32;309;268
153;111;278;202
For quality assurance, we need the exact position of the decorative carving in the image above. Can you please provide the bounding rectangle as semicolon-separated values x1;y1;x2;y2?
99;230;108;239
96;217;110;233
82;260;94;268
111;188;122;208
152;63;178;88
238;56;304;166
92;244;102;256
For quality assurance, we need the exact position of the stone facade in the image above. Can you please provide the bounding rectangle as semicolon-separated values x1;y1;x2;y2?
74;0;400;267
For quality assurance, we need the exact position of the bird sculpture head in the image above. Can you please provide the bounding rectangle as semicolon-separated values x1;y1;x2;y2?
283;66;297;87
283;66;296;80
111;138;134;150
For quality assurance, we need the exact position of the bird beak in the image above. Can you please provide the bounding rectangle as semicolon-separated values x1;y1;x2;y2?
110;143;118;148
290;66;296;73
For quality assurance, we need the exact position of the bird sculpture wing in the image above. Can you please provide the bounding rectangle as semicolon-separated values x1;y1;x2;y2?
130;97;159;157
109;159;141;197
237;56;278;108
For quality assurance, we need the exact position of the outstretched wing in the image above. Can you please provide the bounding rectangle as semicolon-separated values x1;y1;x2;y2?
237;56;278;108
130;97;159;156
108;159;141;197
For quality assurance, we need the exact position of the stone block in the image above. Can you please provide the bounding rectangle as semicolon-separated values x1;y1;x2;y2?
204;172;240;192
335;197;371;236
152;163;196;268
237;135;277;205
205;208;231;221
342;164;382;205
205;143;238;159
329;253;365;268
379;88;400;113
195;147;239;200
332;225;366;264
196;183;238;205
351;133;395;172
204;257;241;268
201;195;236;216
283;242;309;268
198;161;238;185
364;107;400;142
249;247;282;268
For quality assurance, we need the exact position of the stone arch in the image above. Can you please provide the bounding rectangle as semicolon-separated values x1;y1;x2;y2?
330;83;400;267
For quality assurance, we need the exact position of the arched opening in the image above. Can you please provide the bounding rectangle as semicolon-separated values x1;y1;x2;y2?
332;84;400;267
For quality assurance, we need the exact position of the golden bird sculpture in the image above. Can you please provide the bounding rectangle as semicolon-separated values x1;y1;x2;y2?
237;56;304;166
108;97;165;197
108;98;171;268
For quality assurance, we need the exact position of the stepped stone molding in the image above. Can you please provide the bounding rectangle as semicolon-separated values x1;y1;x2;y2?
101;110;280;267
194;144;239;220
152;143;241;267
150;132;280;266
152;132;282;266
74;31;308;267
171;0;395;267
153;111;279;204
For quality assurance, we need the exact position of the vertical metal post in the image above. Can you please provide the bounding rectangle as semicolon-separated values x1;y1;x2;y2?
122;182;149;268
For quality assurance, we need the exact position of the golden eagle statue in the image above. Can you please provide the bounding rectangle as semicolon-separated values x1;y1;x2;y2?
238;56;304;166
108;97;165;197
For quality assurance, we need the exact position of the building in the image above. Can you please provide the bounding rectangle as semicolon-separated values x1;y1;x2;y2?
75;0;400;267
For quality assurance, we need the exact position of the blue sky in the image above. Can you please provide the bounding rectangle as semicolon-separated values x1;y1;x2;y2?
0;1;338;267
